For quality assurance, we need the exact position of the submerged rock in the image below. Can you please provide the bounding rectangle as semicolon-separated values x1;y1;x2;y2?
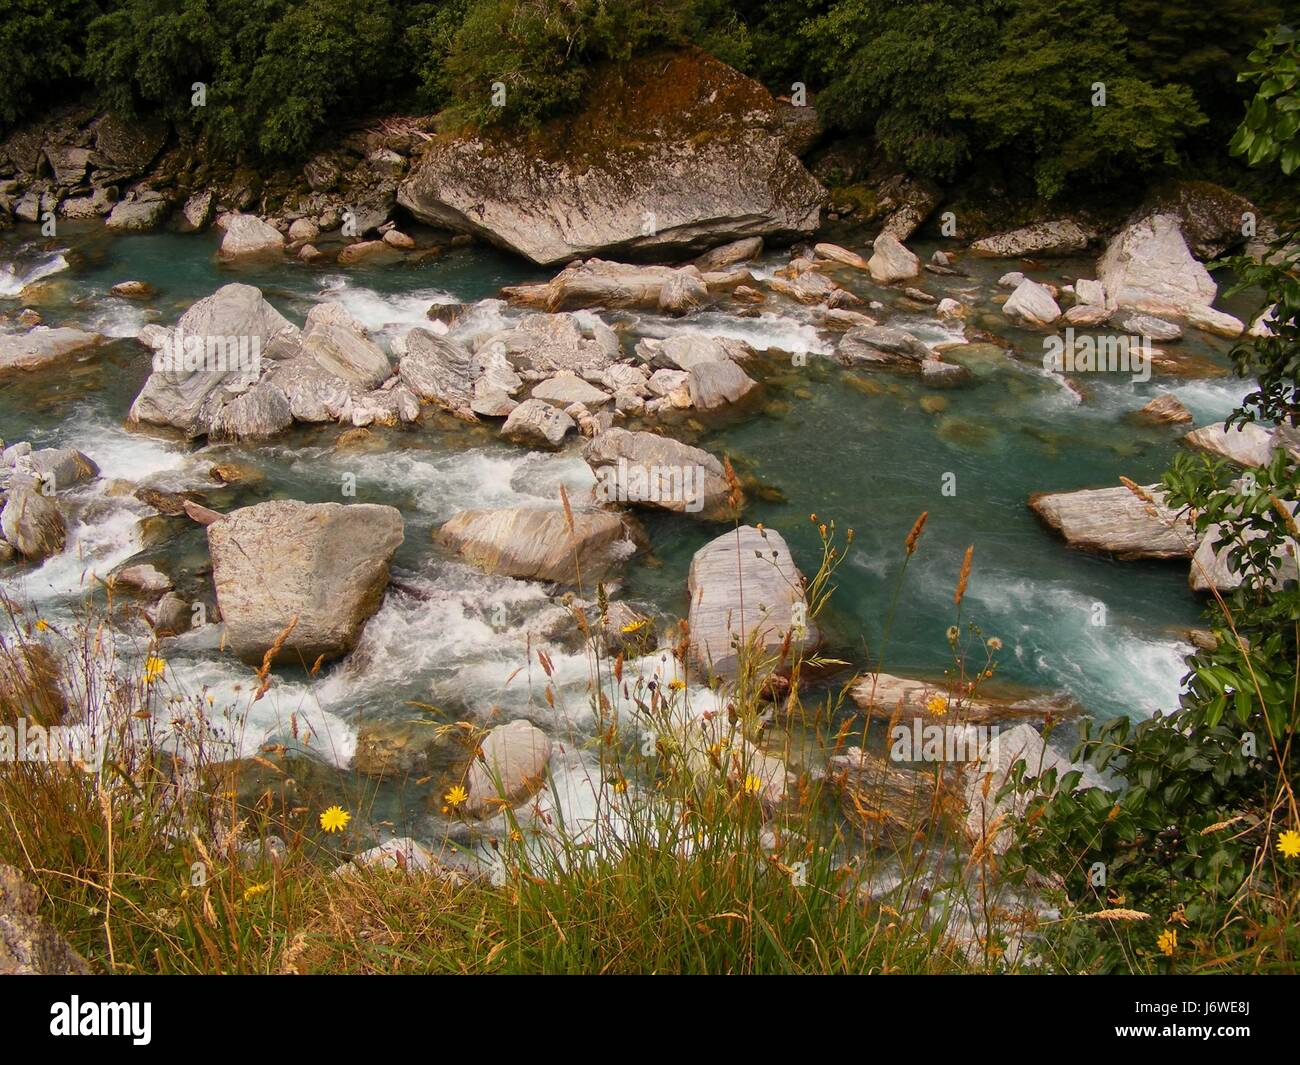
207;500;404;664
687;525;817;678
439;505;639;583
396;52;822;264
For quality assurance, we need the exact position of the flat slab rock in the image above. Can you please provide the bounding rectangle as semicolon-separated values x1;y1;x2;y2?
687;524;817;678
1030;483;1193;559
0;327;104;372
849;673;1073;725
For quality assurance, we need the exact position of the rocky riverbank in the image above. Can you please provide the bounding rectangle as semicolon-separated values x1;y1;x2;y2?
1;45;1291;921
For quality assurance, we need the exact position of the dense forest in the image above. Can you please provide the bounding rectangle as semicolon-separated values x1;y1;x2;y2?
3;0;1295;198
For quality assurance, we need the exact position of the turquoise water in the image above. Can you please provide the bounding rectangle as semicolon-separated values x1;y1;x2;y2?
0;222;1257;828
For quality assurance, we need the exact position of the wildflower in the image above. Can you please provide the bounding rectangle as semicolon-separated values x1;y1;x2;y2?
143;656;166;684
1156;928;1177;957
946;625;959;643
667;679;685;692
743;774;763;796
242;882;270;902
445;784;468;808
987;637;1002;651
509;829;522;843
620;618;649;634
35;619;49;632
319;805;351;833
925;694;948;717
613;778;628;793
1278;828;1300;859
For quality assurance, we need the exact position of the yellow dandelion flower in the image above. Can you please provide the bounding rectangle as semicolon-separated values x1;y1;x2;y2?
613;778;628;793
620;618;649;634
35;619;49;632
1278;828;1300;859
667;678;686;692
509;828;522;843
242;882;270;902
926;694;948;717
743;774;763;796
319;805;351;833
142;656;166;684
444;784;468;807
1157;928;1177;957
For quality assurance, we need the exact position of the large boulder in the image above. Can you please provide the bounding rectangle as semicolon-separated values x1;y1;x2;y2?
866;233;920;283
439;506;640;583
1183;421;1276;468
127;284;298;436
1143;180;1257;260
1029;483;1192;559
465;719;553;816
1097;213;1237;334
398;328;473;414
397;51;823;265
970;220;1089;258
835;324;930;368
849;672;1069;726
207;500;404;664
105;197;169;232
636;334;754;372
301;322;390;390
687;359;758;411
687;525;817;678
0;327;103;373
0;486;66;561
1002;278;1061;326
218;214;286;259
473;313;620;377
501;398;575;449
583;427;740;520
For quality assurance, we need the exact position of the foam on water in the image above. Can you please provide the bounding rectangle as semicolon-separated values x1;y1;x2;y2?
962;572;1190;718
283;444;596;518
640;310;832;356
0;252;69;297
148;650;357;767
314;276;460;345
